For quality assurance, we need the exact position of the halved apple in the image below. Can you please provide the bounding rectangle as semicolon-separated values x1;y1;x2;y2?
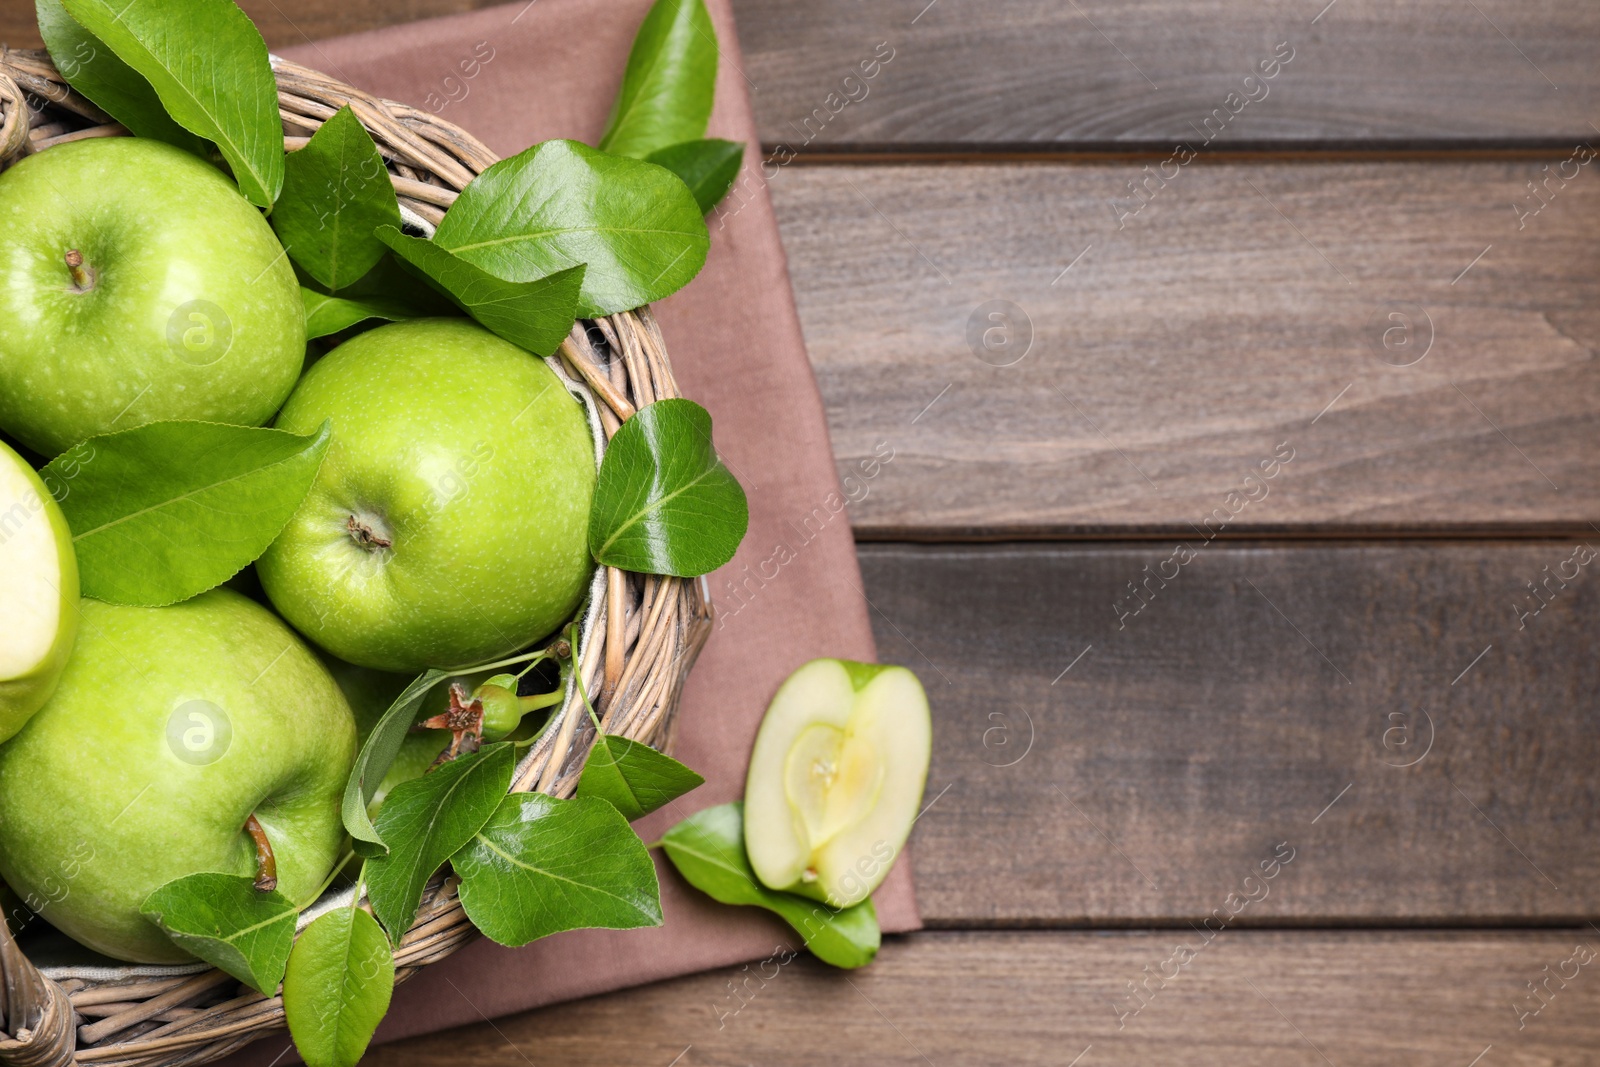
744;659;930;908
0;440;77;743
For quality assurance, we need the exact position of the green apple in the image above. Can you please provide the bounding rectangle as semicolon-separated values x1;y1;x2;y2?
0;439;78;743
258;318;595;672
744;659;930;908
0;589;356;963
0;138;306;455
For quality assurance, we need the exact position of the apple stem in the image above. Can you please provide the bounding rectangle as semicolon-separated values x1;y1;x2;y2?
244;814;278;893
63;250;94;292
346;514;392;550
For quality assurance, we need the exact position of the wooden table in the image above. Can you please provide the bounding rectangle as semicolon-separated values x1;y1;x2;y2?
6;2;1598;1062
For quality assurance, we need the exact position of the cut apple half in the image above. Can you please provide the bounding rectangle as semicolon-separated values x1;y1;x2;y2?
745;658;930;908
0;440;78;743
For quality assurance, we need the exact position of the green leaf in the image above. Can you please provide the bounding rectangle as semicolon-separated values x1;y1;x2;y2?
341;669;450;851
432;139;707;317
453;793;661;947
274;107;403;290
376;226;583;357
661;803;879;969
45;421;331;607
590;398;747;576
59;0;284;206
302;289;414;340
364;743;515;942
283;906;395;1067
140;873;297;995
577;734;704;821
599;0;717;160
645;139;744;214
35;0;206;153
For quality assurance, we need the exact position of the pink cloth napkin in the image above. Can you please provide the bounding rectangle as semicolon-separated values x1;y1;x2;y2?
227;0;920;1055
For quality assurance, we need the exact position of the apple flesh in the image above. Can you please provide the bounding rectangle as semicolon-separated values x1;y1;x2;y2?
258;318;595;672
0;590;356;963
744;659;930;908
0;138;306;455
0;439;78;743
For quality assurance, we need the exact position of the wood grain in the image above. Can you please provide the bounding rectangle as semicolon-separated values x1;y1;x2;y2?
5;2;1597;147
364;929;1600;1066
731;0;1598;150
765;160;1600;539
832;542;1600;925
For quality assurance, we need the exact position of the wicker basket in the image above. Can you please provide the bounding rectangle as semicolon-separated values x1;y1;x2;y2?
0;48;714;1067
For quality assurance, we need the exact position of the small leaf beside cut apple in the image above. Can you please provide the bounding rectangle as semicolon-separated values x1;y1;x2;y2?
660;802;880;969
363;743;515;943
283;906;395;1067
45;420;331;607
431;139;708;317
577;734;704;821
275;106;403;291
342;669;449;851
35;0;207;154
599;0;718;160
590;398;748;577
376;226;584;357
59;0;284;206
645;139;744;214
140;873;297;995
302;289;414;340
452;793;662;947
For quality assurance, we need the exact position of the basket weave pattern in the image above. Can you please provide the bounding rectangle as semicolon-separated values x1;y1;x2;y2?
0;48;713;1067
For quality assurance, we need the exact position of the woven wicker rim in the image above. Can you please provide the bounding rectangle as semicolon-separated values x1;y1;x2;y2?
0;47;714;1067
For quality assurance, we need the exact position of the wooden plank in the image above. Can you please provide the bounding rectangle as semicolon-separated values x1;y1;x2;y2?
364;929;1600;1065
765;160;1600;539
5;2;1596;148
732;0;1600;150
834;542;1598;924
0;2;508;50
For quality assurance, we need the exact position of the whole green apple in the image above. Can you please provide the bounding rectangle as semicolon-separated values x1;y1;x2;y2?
0;438;78;743
0;138;305;455
0;589;356;963
258;318;595;672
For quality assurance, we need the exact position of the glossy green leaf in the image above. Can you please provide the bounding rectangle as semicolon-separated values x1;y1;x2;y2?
578;734;704;821
661;803;879;968
341;669;449;850
364;743;515;942
59;0;283;206
35;0;205;152
377;226;583;356
645;139;744;213
590;398;747;576
599;0;717;159
140;873;297;995
453;793;661;947
283;906;395;1067
432;139;707;317
274;106;403;290
45;421;330;607
302;289;414;340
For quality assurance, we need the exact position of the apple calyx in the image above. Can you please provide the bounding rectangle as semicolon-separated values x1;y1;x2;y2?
345;513;392;551
243;813;278;893
63;249;94;292
418;683;484;767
